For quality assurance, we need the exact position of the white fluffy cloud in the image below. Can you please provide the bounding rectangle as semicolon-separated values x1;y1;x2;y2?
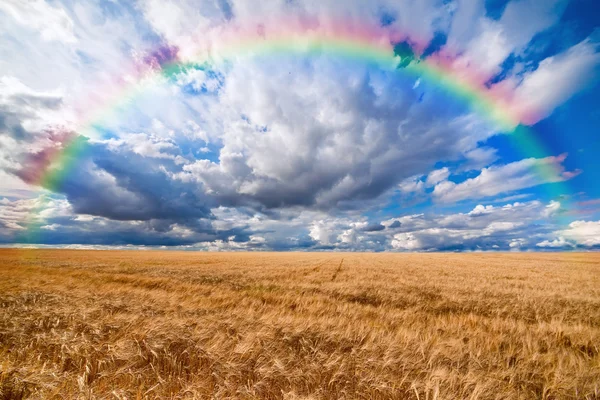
536;237;573;248
0;0;77;43
446;0;567;84
383;201;556;251
391;232;422;250
508;36;600;124
432;155;578;203
542;200;561;218
139;0;213;55
537;220;600;248
303;200;560;251
425;167;450;187
398;155;578;206
558;221;600;247
509;238;527;249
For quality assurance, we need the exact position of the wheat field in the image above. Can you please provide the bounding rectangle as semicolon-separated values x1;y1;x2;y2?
0;249;599;399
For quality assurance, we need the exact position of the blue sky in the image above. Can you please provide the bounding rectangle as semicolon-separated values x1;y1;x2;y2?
0;0;599;251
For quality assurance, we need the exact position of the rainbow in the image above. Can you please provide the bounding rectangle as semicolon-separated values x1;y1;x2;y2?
19;18;572;240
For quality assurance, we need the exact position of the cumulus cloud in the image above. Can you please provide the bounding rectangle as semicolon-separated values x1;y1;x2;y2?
432;155;579;203
310;201;548;251
171;55;501;211
0;188;583;251
536;237;573;249
380;201;556;251
0;195;243;246
390;232;421;251
509;238;527;249
536;220;600;248
398;176;424;195
425;167;450;187
558;221;600;247
277;200;563;251
52;141;213;221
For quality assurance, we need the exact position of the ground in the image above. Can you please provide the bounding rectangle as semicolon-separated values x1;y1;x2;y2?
0;250;599;399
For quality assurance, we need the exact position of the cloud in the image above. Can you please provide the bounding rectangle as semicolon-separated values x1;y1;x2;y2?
381;201;556;251
446;0;568;83
558;220;600;247
432;155;579;203
0;77;74;195
309;220;339;246
1;0;155;94
54;141;213;221
282;200;563;251
463;147;498;170
542;200;561;218
0;195;244;246
104;133;185;162
0;0;77;43
509;238;527;249
139;0;213;50
453;18;512;79
0;77;67;140
362;223;385;232
390;232;421;250
398;176;425;195
536;237;573;248
425;167;450;186
536;219;600;248
508;35;600;124
497;0;567;48
0;196;72;236
169;55;502;211
388;220;401;229
0;190;579;251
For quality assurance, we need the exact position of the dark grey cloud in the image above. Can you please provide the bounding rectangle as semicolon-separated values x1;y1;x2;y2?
362;223;385;232
388;220;401;229
55;141;213;221
0;197;251;246
0;106;33;140
0;78;64;141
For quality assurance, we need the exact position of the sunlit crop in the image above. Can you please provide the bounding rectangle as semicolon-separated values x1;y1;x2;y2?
1;250;598;399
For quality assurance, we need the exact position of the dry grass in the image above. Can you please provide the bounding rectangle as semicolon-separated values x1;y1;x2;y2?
0;250;599;399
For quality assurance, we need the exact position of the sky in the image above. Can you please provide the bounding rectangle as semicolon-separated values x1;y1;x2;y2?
0;0;599;251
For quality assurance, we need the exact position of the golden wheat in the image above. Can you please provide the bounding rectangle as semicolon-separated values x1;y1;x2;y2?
0;250;599;399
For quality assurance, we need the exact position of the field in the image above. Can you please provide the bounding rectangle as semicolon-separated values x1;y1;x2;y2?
0;250;599;399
